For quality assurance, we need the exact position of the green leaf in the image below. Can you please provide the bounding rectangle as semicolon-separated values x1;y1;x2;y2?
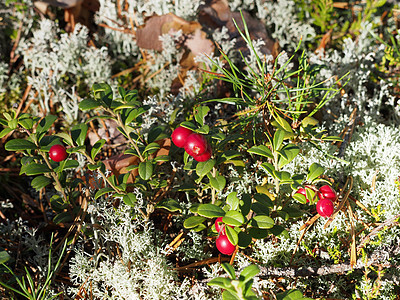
247;145;273;158
5;139;37;151
306;187;318;204
94;187;114;199
254;193;273;207
71;123;88;147
223;211;244;226
306;162;324;182
273;129;285;151
273;112;293;133
91;139;106;160
123;193;136;207
276;289;311;300
207;277;233;289
251;215;274;229
209;174;226;191
196;124;210;135
226;192;239;210
0;128;13;138
321;135;342;142
156;198;182;213
194;106;210;126
222;263;236;279
269;225;289;238
222;150;242;160
79;98;101;110
138;161;153;180
56;132;74;146
260;162;275;178
293;192;307;204
22;163;51;176
143;142;160;155
248;227;269;239
36;115;57;135
225;226;238;245
18;117;35;130
31;175;52;191
273;170;292;184
222;290;241;300
238;231;252;248
184;216;206;229
196;159;215;177
197;203;225;218
7;118;18;130
240;265;260;283
239;193;252;216
53;211;73;224
92;83;113;108
180;121;197;131
0;251;11;264
278;144;300;168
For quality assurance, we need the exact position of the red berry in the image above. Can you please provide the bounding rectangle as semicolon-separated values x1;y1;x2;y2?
316;198;334;217
49;144;68;162
318;185;336;201
171;126;192;148
216;234;236;255
184;133;208;157
193;144;212;162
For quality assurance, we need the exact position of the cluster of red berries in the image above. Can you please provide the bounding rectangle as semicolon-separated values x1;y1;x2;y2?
296;185;336;218
49;144;68;162
214;217;236;255
171;126;212;162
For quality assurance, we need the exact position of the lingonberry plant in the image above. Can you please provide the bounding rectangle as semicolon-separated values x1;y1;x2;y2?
49;144;68;162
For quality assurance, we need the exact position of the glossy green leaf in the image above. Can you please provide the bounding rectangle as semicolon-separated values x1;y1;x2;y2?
71;123;88;147
194;105;210;126
53;211;73;224
184;216;206;228
36;115;57;135
226;192;239;210
238;231;252;248
276;289;313;300
260;162;275;177
138;161;153;180
207;277;233;289
123;193;136;207
225;225;238;245
223;211;244;226
273;129;285;151
180;121;197;131
278;144;300;168
5;139;36;151
31;175;52;191
92;83;113;108
251;215;274;229
247;145;273;158
240;265;260;283
273;170;292;184
18;117;35;130
94;187;114;199
254;193;273;207
143;142;160;155
222;263;236;279
293;192;307;204
306;187;318;204
0;128;13;138
0;251;11;264
248;227;269;239
196;159;215;177
307;162;324;182
79;98;101;110
209;174;226;191
90;139;106;160
273;112;293;133
8;118;18;130
21;163;51;176
156;198;182;213
269;225;289;238
197;203;225;218
56;132;74;146
196;124;210;134
222;290;241;300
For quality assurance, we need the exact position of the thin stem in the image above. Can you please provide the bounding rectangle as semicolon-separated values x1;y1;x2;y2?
41;153;69;203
